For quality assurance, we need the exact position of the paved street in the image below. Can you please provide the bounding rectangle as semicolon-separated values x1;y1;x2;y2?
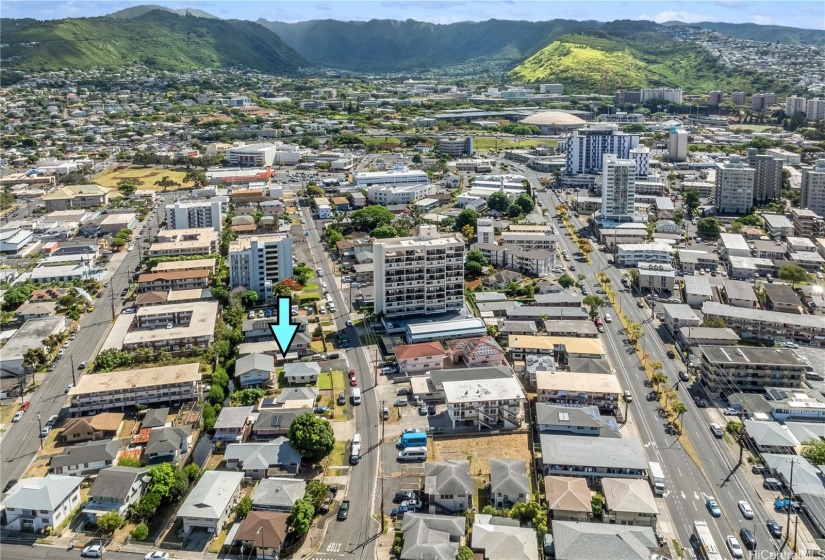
537;188;787;557
0;209;158;494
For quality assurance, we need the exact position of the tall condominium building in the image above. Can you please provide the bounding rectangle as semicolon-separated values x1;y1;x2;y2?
166;198;226;232
437;136;473;158
801;159;825;216
786;95;808;116
374;226;464;317
667;128;688;161
228;235;293;302
539;84;564;95
751;93;777;111
747;148;784;203
476;218;495;245
601;154;636;222
715;156;755;215
732;92;747;106
563;127;640;175
640;88;683;104
708;91;724;106
807;98;825;121
629;146;650;178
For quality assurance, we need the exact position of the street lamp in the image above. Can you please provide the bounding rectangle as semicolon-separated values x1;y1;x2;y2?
36;412;43;449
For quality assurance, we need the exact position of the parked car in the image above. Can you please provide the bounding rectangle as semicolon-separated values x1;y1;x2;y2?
144;553;169;560
78;361;88;370
426;427;444;434
3;479;18;493
337;500;350;521
694;397;707;408
394;399;408;407
393;491;415;503
400;499;423;510
40;426;51;437
82;544;106;558
337;392;346;406
397;388;411;396
12;410;24;423
428;405;436;415
349;377;358;387
419;403;428;415
767;519;783;538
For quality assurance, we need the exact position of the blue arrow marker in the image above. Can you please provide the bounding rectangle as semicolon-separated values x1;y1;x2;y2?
269;297;299;359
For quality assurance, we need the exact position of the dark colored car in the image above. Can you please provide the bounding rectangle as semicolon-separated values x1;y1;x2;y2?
694;397;707;408
3;478;18;493
666;350;676;359
767;519;782;538
394;491;414;503
337;392;346;406
428;405;436;415
337;500;350;521
739;528;756;550
121;288;128;296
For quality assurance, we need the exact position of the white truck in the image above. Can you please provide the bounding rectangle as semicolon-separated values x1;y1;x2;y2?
648;461;665;496
350;433;362;465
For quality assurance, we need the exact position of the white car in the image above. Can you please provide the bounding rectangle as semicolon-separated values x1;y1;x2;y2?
12;410;24;423
144;552;169;560
604;314;612;323
726;535;744;558
82;544;106;558
784;342;799;349
738;500;753;519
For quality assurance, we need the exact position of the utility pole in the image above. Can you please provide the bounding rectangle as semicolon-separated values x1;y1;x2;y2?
787;457;799;539
70;355;76;385
36;413;43;449
110;283;116;321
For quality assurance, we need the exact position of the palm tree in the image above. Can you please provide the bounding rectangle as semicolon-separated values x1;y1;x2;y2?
671;400;687;431
651;371;668;392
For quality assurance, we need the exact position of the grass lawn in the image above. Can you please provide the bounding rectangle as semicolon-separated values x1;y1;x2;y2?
731;124;780;132
327;440;346;467
94;166;193;189
474;137;557;151
362;136;402;146
303;282;319;291
310;340;326;353
0;404;21;425
318;372;333;391
207;530;229;554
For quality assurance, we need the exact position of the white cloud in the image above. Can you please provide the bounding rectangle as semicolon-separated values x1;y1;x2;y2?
750;15;773;25
640;10;708;24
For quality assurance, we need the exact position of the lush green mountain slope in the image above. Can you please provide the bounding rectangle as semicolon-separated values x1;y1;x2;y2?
509;23;789;95
257;18;604;71
669;21;825;46
108;5;218;19
1;10;304;75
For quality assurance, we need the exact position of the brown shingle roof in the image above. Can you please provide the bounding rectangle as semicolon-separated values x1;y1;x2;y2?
545;476;592;513
63;412;124;434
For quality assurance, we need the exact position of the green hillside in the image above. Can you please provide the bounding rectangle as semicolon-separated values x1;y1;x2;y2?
670;21;825;47
509;26;789;95
1;10;304;78
107;5;218;19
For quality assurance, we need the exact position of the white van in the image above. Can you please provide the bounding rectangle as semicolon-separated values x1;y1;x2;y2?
397;446;428;462
350;433;362;465
709;422;724;438
351;387;362;405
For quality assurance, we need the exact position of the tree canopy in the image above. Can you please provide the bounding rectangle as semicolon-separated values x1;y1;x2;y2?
454;209;480;232
558;274;574;289
778;264;810;287
288;412;335;461
487;191;510;213
351;206;395;231
696;217;722;238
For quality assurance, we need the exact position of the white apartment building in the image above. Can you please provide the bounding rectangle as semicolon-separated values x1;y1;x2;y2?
715;156;755;215
616;243;671;267
786;96;808;116
226;143;278;167
499;231;557;251
807;98;825;121
312;197;332;219
148;228;219;257
801;160;825;216
540;84;564;95
366;183;434;205
228;235;294;302
668;128;688;161
166;198;226;232
732;92;747;105
765;148;801;165
640;88;682;103
477;218;495;245
374;226;464;317
354;170;428;187
443;377;525;430
629;145;650;178
563;127;640;175
637;262;677;291
747;148;783;203
601;154;637;222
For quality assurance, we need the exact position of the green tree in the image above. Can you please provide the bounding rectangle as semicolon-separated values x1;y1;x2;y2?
702;315;727;328
304;479;329;513
306;185;325;198
696;217;722;239
130;491;162;520
288;412;335;461
288;499;315;537
118;456;143;468
507;203;522;218
153;176;180;191
183;169;206;188
466;249;488;266
239;290;259;308
117;180;139;197
558;274;574;289
209;383;225;405
147;463;177;498
454;209;480;232
371;225;399;238
778;264;810;288
231;388;265;406
111;237;127;249
591;493;605;514
411;153;422;164
651;371;668;392
326;228;344;247
96;511;124;534
683;189;700;215
23;347;47;370
465;261;483;276
293;264;312;285
487;191;510;213
351;206;395;231
234;495;253;519
803;439;825;464
456;546;474;560
515;193;535;214
202;403;217;431
582;295;606;319
130;523;149;542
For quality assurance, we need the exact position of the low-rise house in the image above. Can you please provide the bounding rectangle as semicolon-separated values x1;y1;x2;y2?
61;413;123;443
83;466;150;523
235;353;277;389
683;275;714;308
550;520;657;560
534;292;584;308
140;407;169;429
446;336;507;368
497;320;538;336
764;283;805;314
270;387;318;409
229;511;289;560
178;471;244;535
224;438;301;478
0;475;84;532
535;404;620;437
252;409;303;439
283;362;320;384
471;517;539;560
424;460;474;513
13;302;57;321
601;478;659;528
742;420;800;454
544;476;592;521
145;426;191;464
490;459;530;509
538;435;648;483
508;336;605;362
400;513;464;560
213;406;255;443
443;377;525;430
722;279;759;308
543;320;599;338
394;341;446;374
50;440;124;476
251;477;305;512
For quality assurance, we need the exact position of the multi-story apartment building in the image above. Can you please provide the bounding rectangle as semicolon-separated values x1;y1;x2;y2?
629;145;650;178
68;363;201;415
540;84;564;95
366;183;434;205
732;92;747;105
563;127;640;175
354;170;428;187
746;148;783;203
601;154;637;221
373;226;464;317
785;95;808;116
801;160;825;216
166;198;225;232
701;302;825;348
637;262;677;291
148;228;219;257
228;235;293;302
667;128;688;161
443;377;525;430
708;91;724;106
438;136;473;158
616;243;671;267
226;143;278;166
791;208;825;238
136;269;210;294
715;156;755;215
807;98;825;121
640;88;682;103
499;232;557;251
751;93;777;111
697;346;807;393
120;301;218;352
765;148;801;165
536;371;621;413
476;218;495;245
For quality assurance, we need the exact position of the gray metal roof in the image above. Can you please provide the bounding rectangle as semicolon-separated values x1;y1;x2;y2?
214;406;254;429
141;407;170;428
225;438;301;470
538;435;648;470
178;471;244;520
1;475;84;511
550;520;656;560
424;460;474;496
50;439;123;469
236;353;276;375
489;459;530;498
146;426;191;456
472;522;539;560
251;477;305;509
401;513;463;560
601;478;658;515
88;466;149;501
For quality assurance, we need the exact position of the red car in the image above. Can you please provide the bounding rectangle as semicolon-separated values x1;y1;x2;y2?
348;369;356;379
20;401;31;412
349;377;358;387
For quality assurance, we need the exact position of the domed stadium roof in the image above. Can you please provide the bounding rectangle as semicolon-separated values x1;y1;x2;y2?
520;111;587;126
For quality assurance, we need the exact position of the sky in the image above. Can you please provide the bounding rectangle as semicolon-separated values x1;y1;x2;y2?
2;0;824;30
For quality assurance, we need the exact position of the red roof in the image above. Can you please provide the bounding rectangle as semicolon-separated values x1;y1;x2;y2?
132;427;152;444
394;341;445;361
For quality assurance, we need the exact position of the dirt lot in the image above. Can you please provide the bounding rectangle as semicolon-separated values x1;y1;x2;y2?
432;433;532;478
94;166;192;189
